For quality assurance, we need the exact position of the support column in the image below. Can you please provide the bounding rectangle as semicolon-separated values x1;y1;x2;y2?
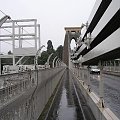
68;33;71;69
19;27;22;48
12;21;15;65
38;24;41;49
0;58;1;75
114;60;116;72
98;61;104;108
87;66;91;92
34;20;37;51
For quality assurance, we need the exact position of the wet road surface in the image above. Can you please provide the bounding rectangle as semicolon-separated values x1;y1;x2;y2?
90;74;120;118
56;85;76;120
47;69;83;120
46;69;95;120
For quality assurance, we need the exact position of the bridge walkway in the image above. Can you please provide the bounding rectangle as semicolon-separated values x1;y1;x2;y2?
42;68;95;120
0;67;119;120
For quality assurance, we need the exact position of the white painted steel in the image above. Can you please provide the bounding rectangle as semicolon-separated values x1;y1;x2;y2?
52;56;57;68
38;24;41;49
47;53;53;66
88;0;102;26
0;33;35;37
75;0;120;62
5;19;37;23
81;0;102;39
34;45;45;66
0;55;14;58
0;19;40;58
0;58;1;75
0;15;10;27
0;37;39;41
0;24;39;28
12;21;15;65
34;20;37;51
71;67;119;120
15;56;25;65
91;0;120;40
14;47;37;56
83;28;120;62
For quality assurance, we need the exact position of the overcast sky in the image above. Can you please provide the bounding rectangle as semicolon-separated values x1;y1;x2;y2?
0;0;96;52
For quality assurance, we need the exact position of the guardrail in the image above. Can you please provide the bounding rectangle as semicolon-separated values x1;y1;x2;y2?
0;66;66;120
71;66;119;120
0;72;33;105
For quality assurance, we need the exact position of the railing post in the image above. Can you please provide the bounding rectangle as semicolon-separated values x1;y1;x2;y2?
118;61;120;72
82;66;84;85
87;66;91;92
98;61;104;108
78;66;80;78
77;66;79;78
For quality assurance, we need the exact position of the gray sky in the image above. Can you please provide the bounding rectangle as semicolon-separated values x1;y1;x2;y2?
0;0;96;52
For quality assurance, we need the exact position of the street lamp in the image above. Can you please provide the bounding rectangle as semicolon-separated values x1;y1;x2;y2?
45;53;53;68
34;45;45;69
56;58;61;67
52;56;57;68
0;15;11;27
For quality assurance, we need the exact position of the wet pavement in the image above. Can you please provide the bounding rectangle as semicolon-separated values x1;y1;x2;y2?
47;69;84;120
56;86;76;120
47;69;95;120
90;74;120;119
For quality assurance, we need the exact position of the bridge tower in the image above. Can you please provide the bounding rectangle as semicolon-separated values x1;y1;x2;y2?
62;27;81;67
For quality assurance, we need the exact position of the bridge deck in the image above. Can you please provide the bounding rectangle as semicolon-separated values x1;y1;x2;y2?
0;68;119;120
43;68;95;120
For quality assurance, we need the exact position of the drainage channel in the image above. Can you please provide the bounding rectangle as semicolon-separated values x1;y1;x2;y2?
42;68;96;120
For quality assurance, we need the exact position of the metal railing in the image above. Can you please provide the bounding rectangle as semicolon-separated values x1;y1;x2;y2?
71;65;104;107
0;72;32;104
0;66;66;120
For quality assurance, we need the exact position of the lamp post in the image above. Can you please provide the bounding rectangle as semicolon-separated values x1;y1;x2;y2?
56;58;60;67
33;45;45;90
52;56;57;68
34;45;45;69
45;53;53;68
28;45;45;118
98;61;104;108
58;59;61;67
0;15;11;27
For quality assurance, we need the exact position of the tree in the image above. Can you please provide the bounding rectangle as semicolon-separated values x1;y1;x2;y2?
38;40;63;66
38;51;49;65
56;45;63;60
47;40;53;50
47;40;55;54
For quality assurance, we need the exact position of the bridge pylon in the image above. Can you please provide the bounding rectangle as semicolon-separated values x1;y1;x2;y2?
62;27;81;68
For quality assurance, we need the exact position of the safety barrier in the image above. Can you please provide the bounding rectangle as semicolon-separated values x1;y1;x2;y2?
0;66;66;120
71;66;119;120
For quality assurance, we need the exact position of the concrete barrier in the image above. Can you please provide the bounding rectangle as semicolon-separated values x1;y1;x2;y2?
72;71;119;120
0;66;66;120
